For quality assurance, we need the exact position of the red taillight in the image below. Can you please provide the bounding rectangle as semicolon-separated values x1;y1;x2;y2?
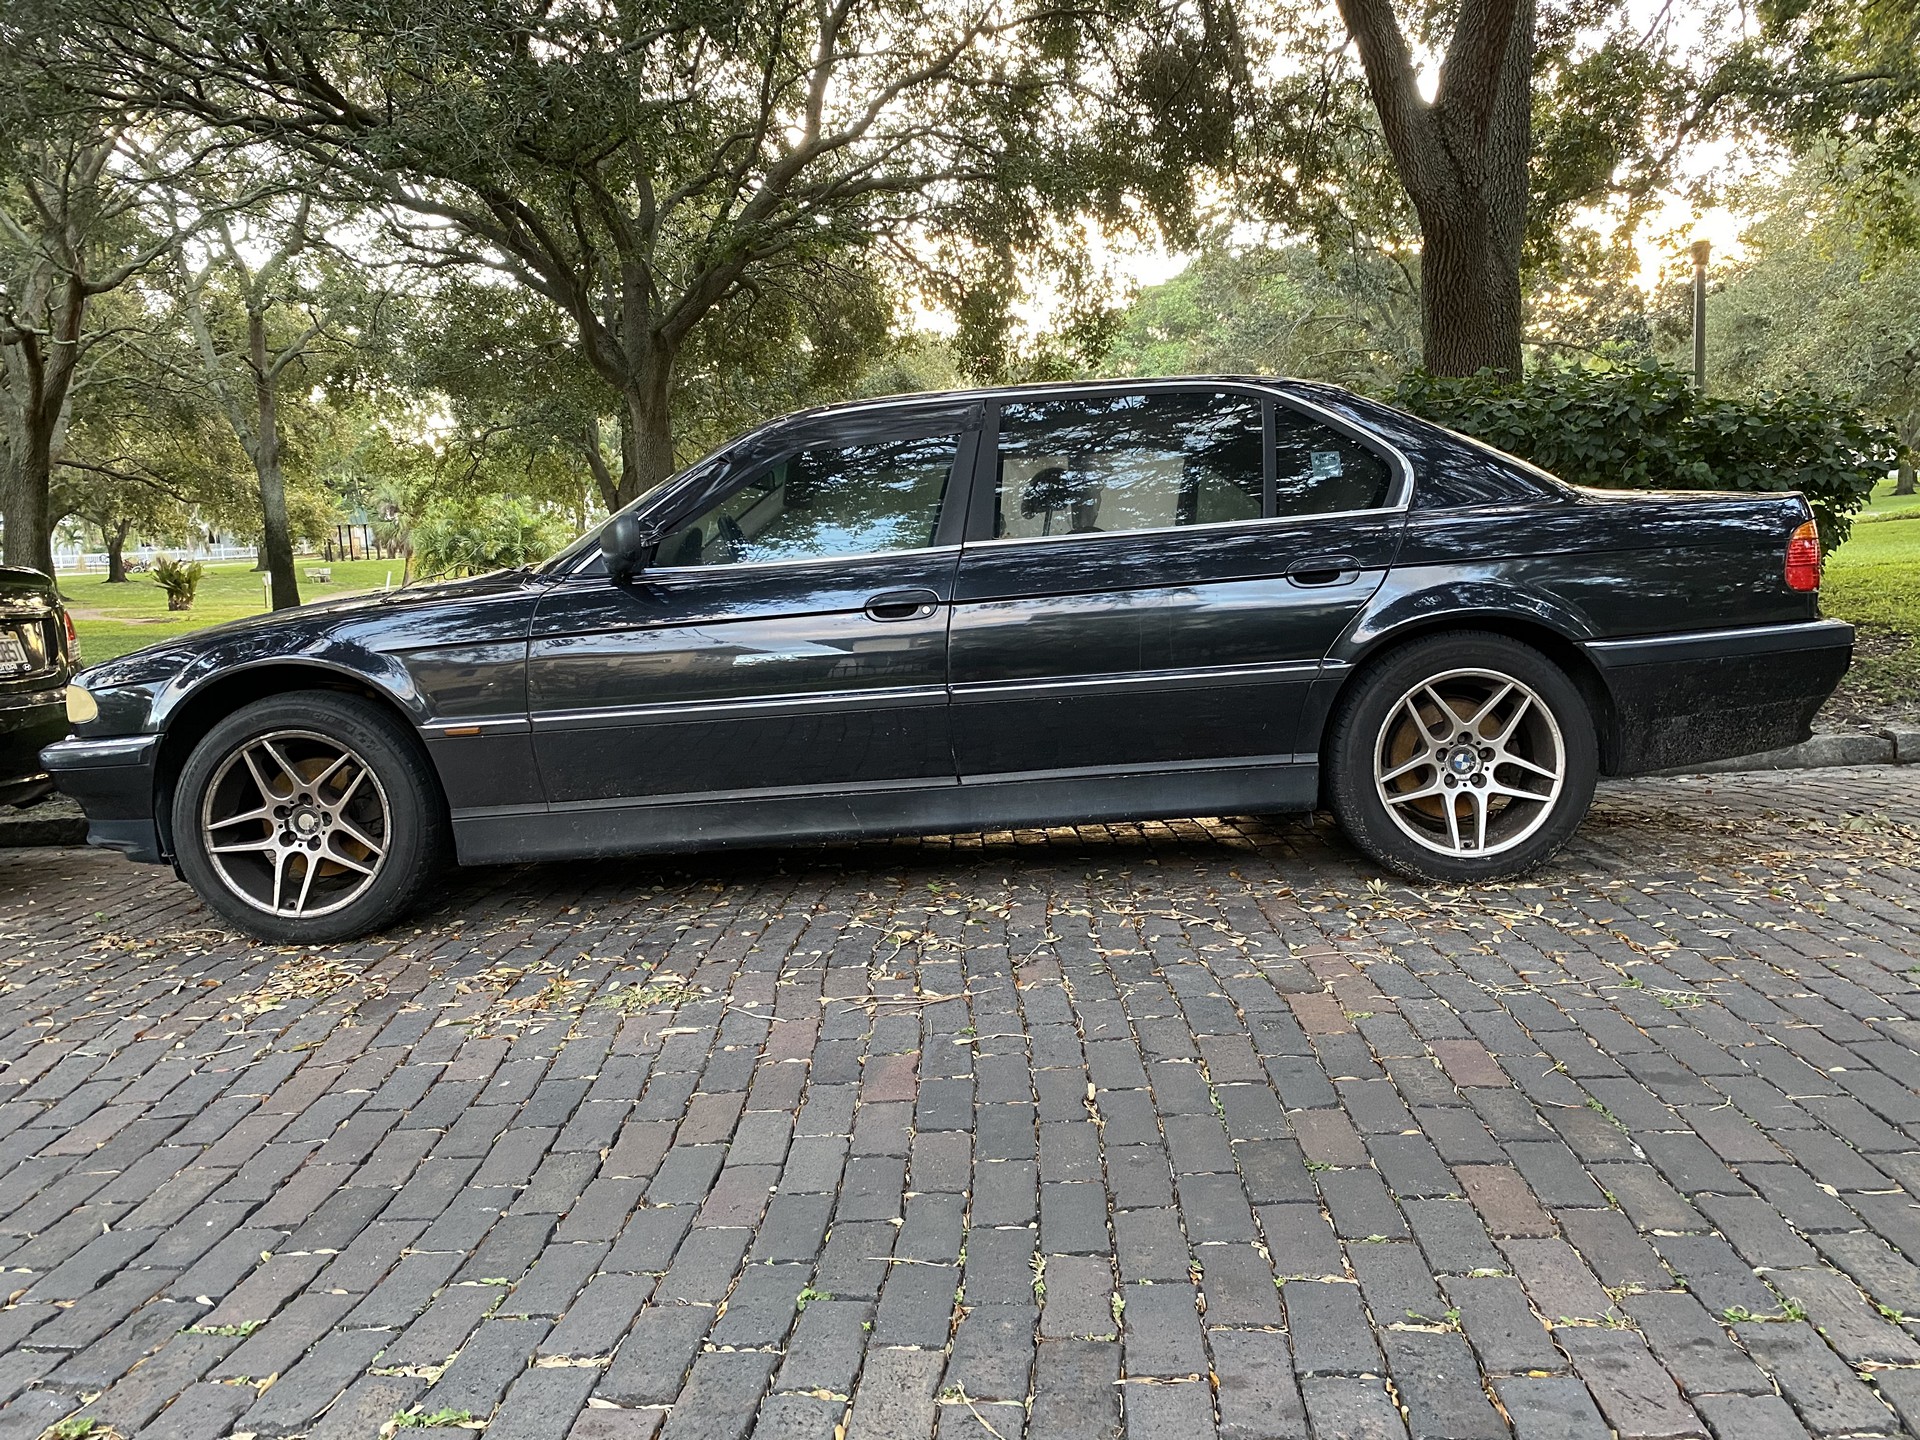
1785;520;1821;592
62;610;79;662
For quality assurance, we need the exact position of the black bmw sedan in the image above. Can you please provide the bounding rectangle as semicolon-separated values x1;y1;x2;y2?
45;378;1851;941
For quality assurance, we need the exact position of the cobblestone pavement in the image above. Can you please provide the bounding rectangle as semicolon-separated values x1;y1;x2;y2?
3;769;1920;1440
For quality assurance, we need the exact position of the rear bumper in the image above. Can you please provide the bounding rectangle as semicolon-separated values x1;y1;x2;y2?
1584;619;1853;776
40;733;165;861
0;687;66;806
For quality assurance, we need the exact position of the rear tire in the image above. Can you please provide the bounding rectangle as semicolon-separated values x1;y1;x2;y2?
171;690;449;942
1326;632;1597;883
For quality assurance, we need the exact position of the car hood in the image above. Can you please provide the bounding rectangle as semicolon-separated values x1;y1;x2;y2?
76;569;536;688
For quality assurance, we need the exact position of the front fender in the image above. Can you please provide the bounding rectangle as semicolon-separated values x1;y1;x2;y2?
150;646;429;732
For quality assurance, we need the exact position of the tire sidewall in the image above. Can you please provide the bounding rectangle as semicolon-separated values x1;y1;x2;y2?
172;691;444;942
1328;633;1598;882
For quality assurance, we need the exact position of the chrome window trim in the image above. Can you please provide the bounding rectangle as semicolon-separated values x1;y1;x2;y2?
640;543;962;579
959;504;1403;552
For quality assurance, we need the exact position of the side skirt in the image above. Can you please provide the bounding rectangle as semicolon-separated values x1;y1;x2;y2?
451;761;1320;866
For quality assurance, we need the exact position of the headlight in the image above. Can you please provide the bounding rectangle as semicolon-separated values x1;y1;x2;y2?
64;685;98;724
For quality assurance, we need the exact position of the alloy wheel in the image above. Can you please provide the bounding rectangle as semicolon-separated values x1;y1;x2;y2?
198;729;391;917
1372;667;1566;859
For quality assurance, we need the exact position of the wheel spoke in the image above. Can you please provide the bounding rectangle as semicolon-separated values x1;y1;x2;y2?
207;805;272;831
1419;685;1456;731
1470;788;1488;850
332;765;367;812
331;813;385;858
1382;780;1446;808
1466;682;1515;733
208;836;277;856
1495;751;1560;782
320;837;378;875
1442;793;1463;851
1379;752;1434;785
240;747;279;802
1488;695;1533;744
309;751;352;794
292;852;320;914
258;739;306;790
1487;780;1551;803
268;847;289;912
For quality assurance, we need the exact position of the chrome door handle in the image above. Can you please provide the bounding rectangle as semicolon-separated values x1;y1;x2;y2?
864;589;940;621
1287;554;1361;587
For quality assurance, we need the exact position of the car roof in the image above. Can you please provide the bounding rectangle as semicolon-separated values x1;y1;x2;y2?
779;374;1324;427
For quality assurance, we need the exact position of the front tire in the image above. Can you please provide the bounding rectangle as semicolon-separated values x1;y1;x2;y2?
172;690;450;942
1326;632;1597;883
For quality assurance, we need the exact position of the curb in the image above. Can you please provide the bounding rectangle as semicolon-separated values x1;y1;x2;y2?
1662;726;1920;776
0;797;89;848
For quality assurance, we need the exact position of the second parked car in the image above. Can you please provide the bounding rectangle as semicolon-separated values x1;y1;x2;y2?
0;565;78;809
47;378;1851;940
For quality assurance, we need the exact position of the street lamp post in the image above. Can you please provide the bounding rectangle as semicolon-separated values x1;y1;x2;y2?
1691;239;1711;393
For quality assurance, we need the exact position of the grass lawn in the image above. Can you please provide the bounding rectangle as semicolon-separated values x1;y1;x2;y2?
1824;486;1920;717
1859;475;1920;523
66;558;404;664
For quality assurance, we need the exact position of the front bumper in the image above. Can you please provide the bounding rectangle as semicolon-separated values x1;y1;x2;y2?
40;733;165;861
1584;618;1854;776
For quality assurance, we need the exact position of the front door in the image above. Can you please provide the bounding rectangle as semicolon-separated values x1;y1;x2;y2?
949;385;1407;780
529;403;980;811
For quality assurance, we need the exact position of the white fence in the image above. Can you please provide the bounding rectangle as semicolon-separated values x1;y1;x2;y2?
53;544;259;574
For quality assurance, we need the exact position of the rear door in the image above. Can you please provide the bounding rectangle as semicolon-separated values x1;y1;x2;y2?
528;402;981;810
949;384;1408;780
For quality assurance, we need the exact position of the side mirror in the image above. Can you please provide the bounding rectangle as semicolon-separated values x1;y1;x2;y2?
602;514;659;584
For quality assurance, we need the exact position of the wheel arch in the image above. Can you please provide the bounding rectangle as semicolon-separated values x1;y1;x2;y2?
153;663;433;861
1318;612;1621;781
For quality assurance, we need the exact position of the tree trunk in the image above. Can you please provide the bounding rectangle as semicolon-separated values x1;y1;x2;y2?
248;312;301;610
105;518;131;582
615;354;678;508
1;431;57;578
1416;203;1526;378
1897;455;1916;497
1335;0;1533;380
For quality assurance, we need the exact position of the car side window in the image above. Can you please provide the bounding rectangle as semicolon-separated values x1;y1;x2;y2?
653;431;959;567
1273;406;1393;515
994;392;1263;539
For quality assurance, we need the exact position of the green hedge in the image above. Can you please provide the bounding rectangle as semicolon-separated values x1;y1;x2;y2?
1392;363;1897;547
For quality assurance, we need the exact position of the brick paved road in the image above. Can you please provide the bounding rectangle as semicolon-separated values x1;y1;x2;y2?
3;769;1920;1440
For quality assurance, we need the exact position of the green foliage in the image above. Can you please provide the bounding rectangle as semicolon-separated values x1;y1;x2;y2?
1692;159;1920;486
1102;239;1419;390
409;494;573;579
150;556;204;609
1394;362;1896;546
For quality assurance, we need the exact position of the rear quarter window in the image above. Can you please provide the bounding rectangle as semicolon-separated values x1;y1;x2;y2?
1415;448;1564;509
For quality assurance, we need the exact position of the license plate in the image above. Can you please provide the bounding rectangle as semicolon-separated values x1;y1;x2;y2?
0;632;26;676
